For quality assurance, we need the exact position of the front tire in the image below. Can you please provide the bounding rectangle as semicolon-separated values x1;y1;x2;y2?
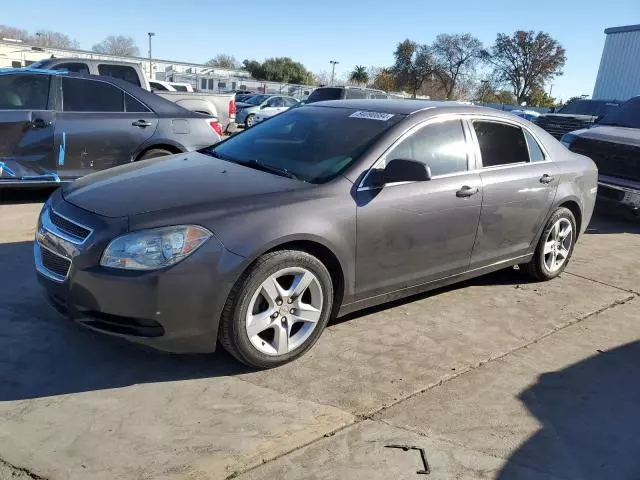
219;250;333;368
524;207;577;281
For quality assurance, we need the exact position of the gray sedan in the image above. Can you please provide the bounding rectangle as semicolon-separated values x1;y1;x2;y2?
35;100;598;368
0;70;220;187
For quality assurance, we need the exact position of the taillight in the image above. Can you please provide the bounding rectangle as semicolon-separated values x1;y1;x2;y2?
209;120;223;136
229;99;236;117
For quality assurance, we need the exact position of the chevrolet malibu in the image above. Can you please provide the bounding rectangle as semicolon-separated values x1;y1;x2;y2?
35;100;598;368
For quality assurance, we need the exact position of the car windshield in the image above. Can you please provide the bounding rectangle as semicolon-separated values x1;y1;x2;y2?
598;96;640;129
557;100;620;116
202;106;404;183
305;88;343;103
243;94;269;105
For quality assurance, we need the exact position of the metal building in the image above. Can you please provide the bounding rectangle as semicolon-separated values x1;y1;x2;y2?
592;24;640;101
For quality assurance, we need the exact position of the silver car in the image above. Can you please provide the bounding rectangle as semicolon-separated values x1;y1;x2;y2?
35;100;598;368
236;94;300;128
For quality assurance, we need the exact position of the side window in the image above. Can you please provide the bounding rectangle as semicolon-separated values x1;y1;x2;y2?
125;94;152;113
524;130;545;162
283;97;298;107
150;81;168;91
97;64;141;87
473;121;529;167
201;78;207;90
0;74;50;110
53;63;89;74
385;120;469;177
345;89;367;99
62;78;124;112
266;97;284;107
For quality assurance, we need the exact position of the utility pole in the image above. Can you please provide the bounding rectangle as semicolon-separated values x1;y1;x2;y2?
549;83;554;97
148;32;155;79
329;60;339;86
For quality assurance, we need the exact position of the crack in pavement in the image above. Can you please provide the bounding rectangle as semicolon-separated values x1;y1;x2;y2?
565;271;639;295
0;457;48;480
225;293;637;479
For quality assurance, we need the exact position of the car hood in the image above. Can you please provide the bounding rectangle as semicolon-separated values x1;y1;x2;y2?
540;113;598;121
62;151;306;218
574;125;640;147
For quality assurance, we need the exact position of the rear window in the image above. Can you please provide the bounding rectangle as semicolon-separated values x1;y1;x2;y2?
150;81;169;91
345;89;368;99
0;74;50;110
306;88;343;103
598;97;640;129
558;100;620;117
172;84;188;92
52;62;90;74
473;121;530;167
204;106;404;183
97;64;141;87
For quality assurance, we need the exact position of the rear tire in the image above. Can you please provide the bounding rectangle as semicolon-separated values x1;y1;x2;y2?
138;148;174;161
524;207;577;281
219;250;333;369
245;114;255;128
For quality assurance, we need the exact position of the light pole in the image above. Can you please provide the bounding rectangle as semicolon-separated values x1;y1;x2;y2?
148;32;155;79
329;60;339;86
549;83;554;97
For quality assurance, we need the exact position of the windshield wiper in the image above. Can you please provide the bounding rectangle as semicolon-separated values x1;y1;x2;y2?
205;149;304;181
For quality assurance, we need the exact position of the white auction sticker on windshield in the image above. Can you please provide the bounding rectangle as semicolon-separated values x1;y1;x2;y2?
349;111;395;121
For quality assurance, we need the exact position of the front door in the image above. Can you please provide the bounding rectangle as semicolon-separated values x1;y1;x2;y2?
469;119;559;267
0;73;56;182
355;118;482;300
54;77;158;179
261;96;286;118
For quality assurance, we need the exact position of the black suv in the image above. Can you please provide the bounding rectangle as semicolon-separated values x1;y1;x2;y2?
562;96;640;216
536;99;621;139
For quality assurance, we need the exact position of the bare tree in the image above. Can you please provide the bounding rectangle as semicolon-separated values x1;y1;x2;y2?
205;54;239;69
391;39;437;98
482;31;566;104
31;30;79;49
0;25;29;41
92;35;140;56
432;33;483;100
313;70;331;86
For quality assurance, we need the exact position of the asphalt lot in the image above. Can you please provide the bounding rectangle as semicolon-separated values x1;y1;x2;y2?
1;188;639;480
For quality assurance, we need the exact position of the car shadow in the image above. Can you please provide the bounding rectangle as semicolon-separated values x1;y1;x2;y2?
497;341;640;480
0;187;58;205
586;210;640;235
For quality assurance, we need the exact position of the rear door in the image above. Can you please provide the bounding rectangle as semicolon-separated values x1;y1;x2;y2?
0;73;56;181
55;77;158;178
469;118;559;267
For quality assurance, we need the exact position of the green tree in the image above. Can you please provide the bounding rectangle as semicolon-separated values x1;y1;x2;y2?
242;57;313;84
391;39;436;98
92;35;139;56
205;54;239;69
349;65;369;85
482;31;566;104
528;85;556;107
432;33;483;100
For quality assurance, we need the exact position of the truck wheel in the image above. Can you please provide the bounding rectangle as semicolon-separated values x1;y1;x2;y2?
138;148;173;161
219;250;333;368
245;114;255;128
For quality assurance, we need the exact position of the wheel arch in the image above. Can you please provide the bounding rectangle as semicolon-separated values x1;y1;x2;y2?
557;199;583;235
133;142;185;161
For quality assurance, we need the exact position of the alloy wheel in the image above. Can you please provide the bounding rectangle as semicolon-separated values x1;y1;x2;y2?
245;267;324;356
543;217;573;273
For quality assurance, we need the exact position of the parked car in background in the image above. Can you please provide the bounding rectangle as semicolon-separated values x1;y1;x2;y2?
235;93;255;103
35;100;597;368
254;97;300;124
562;96;640;216
29;57;236;132
236;94;299;127
149;80;194;92
0;70;221;187
536;99;621;138
305;86;390;103
510;109;541;122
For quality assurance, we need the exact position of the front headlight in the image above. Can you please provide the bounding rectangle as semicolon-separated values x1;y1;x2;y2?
101;225;212;271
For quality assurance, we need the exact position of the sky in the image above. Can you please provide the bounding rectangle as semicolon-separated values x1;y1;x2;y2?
3;0;639;101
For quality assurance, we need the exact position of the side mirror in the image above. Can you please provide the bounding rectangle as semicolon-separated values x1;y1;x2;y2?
380;159;431;184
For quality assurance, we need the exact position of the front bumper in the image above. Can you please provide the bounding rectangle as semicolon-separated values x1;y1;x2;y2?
34;190;247;353
597;174;640;214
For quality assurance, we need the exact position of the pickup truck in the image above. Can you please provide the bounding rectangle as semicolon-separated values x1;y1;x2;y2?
562;96;640;216
535;99;620;139
29;57;236;132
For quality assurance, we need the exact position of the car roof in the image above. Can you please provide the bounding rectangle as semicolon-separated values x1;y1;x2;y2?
306;99;485;115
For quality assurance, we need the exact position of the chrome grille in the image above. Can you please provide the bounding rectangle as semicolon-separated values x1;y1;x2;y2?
40;247;71;278
536;116;593;139
49;210;91;241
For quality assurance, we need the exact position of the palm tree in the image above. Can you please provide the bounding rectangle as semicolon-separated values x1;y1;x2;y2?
349;65;369;86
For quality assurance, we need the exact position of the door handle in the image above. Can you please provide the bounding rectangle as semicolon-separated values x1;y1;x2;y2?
540;174;554;184
31;118;51;129
456;185;479;198
132;120;152;127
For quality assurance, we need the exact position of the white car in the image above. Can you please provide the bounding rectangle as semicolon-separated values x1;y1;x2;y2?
240;95;300;126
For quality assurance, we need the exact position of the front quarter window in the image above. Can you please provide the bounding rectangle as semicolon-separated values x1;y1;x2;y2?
202;106;404;183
